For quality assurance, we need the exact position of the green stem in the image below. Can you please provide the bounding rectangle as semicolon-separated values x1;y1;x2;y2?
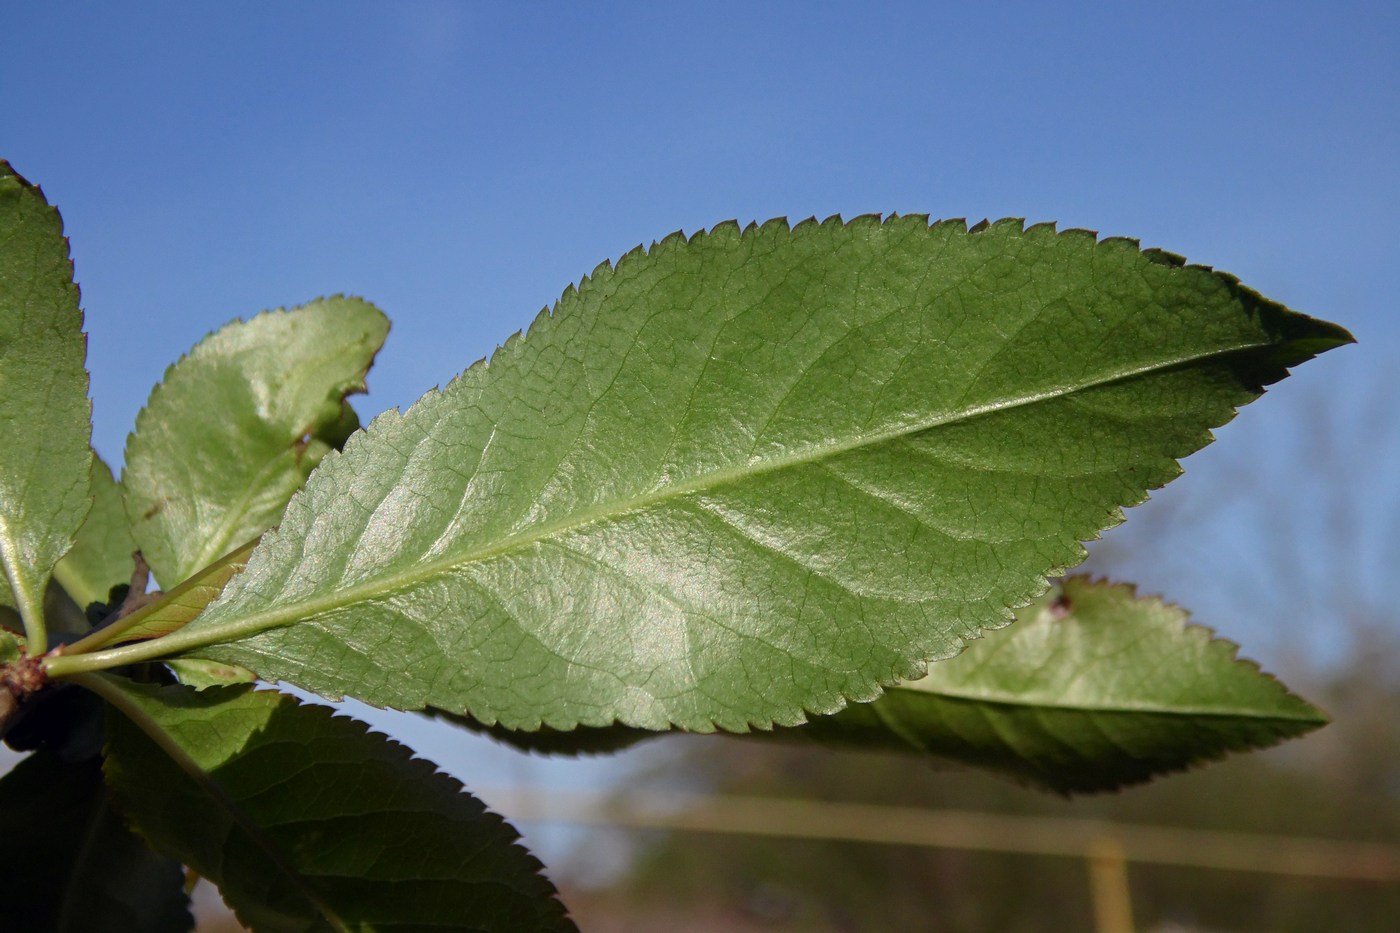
64;593;166;657
0;540;47;654
68;672;206;772
44;639;170;678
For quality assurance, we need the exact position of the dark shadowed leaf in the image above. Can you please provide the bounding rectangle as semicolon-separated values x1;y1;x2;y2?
99;678;576;933
431;708;657;758
790;577;1328;792
0;749;192;933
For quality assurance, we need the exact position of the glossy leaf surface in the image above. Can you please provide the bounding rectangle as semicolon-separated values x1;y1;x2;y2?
0;749;192;933
0;161;92;649
160;218;1348;731
794;577;1328;792
101;679;575;933
123;296;388;587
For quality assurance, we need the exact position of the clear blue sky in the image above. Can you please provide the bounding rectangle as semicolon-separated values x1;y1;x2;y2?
4;0;1397;857
6;2;1395;460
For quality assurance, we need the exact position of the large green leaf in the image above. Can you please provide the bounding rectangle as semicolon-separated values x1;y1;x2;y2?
0;161;93;652
54;453;136;610
0;749;192;933
87;218;1349;731
791;577;1328;792
123;296;389;587
98;678;575;933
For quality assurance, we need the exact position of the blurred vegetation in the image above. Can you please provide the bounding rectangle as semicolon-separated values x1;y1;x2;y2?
556;641;1399;932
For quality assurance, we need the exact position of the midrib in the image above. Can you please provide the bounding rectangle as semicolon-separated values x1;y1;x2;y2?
114;339;1269;662
185;447;299;578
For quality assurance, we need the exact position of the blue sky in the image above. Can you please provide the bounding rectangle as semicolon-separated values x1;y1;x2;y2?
4;0;1398;863
6;2;1394;461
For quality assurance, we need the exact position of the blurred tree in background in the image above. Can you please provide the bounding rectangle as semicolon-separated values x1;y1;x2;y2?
554;378;1400;933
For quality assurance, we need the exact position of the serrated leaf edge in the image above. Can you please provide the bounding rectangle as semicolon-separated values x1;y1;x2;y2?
59;218;1352;731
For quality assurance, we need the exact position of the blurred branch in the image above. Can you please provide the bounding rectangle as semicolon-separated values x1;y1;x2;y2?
483;788;1400;883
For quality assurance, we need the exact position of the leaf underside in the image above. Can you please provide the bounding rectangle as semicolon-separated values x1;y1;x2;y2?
123;296;389;587
102;680;576;933
0;749;192;933
0;161;92;645
173;216;1350;732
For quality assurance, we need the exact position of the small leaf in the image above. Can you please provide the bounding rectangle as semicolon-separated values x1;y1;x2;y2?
100;679;576;932
0;749;192;933
0;161;93;652
123;296;389;587
159;218;1350;732
0;625;22;663
164;656;256;689
76;539;256;653
792;577;1329;792
54;453;137;609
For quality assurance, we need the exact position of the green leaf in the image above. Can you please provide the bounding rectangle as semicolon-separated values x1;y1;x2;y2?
0;624;22;663
98;678;576;933
114;218;1350;730
123;296;389;587
163;656;257;688
0;161;93;653
446;579;1325;791
790;577;1328;792
54;453;137;610
0;749;192;933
